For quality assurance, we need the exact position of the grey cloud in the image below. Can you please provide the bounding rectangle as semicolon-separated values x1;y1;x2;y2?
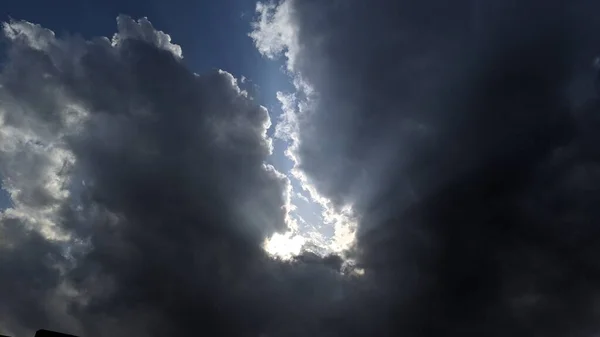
0;217;66;336
8;1;600;336
253;0;600;335
0;15;352;337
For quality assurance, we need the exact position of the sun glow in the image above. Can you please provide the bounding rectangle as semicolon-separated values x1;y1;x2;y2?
263;232;305;259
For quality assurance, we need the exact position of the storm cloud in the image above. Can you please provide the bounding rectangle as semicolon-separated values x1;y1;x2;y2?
5;0;600;336
0;15;353;337
252;0;600;336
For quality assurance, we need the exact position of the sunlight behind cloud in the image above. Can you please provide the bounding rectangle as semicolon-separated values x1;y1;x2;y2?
251;2;359;260
263;231;305;259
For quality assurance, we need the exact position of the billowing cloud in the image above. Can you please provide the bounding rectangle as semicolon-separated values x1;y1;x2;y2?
0;15;353;337
252;0;600;335
7;1;600;336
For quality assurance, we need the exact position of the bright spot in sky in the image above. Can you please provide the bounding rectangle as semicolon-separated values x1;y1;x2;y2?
263;197;358;259
263;232;305;259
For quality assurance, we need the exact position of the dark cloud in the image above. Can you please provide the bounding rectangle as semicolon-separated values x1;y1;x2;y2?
252;0;600;336
6;1;600;336
0;15;352;337
0;218;67;336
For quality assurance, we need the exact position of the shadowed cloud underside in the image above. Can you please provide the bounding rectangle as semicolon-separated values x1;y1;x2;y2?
4;0;600;336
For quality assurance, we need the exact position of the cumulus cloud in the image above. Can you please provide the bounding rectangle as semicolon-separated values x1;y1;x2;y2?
7;1;600;336
0;15;353;337
252;0;600;335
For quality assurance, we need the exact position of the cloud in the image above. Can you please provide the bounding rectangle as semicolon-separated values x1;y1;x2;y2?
0;15;354;337
252;0;600;335
295;192;308;203
7;1;600;336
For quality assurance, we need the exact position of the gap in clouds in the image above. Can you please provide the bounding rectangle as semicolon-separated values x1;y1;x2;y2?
260;86;359;257
0;185;11;210
205;32;351;259
250;3;360;258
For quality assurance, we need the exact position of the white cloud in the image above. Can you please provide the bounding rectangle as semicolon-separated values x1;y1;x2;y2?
112;15;183;59
249;1;299;71
274;91;299;142
0;82;78;241
251;1;358;256
3;19;56;51
295;192;309;202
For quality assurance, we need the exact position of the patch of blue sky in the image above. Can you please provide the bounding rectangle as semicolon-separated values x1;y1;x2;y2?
0;181;12;211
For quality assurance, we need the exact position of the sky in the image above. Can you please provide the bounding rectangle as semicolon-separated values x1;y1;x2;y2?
0;0;345;257
4;0;600;336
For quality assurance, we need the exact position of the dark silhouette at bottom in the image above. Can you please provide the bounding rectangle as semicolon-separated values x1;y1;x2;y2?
0;330;79;337
35;330;78;337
